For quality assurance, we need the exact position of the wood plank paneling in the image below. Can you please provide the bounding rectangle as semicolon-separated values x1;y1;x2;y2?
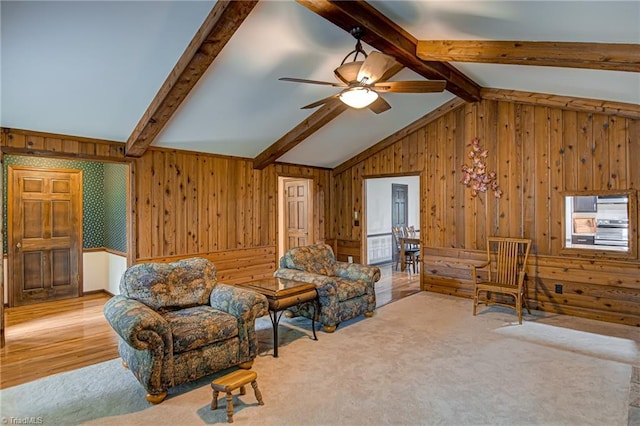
332;95;640;327
521;105;535;248
629;120;640;192
608;116;627;190
133;149;331;269
549;108;564;255
133;150;335;281
463;103;478;250
163;150;177;256
151;150;165;257
593;114;610;190
576;112;594;191
426;122;438;247
436;116;447;247
131;246;277;285
454;107;466;249
533;106;550;254
1;128;125;161
481;88;640;119
562;111;579;191
335;239;361;263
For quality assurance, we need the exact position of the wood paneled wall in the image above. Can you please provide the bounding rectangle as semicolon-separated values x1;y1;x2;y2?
1;129;333;284
139;246;278;285
1;128;125;161
332;97;640;326
133;148;332;281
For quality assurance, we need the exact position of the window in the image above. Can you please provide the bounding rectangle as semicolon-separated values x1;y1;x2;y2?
564;191;636;256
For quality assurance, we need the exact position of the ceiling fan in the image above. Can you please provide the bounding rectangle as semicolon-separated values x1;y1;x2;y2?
279;27;447;114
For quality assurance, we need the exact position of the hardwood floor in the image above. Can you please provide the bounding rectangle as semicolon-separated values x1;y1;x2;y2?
375;262;421;307
0;293;120;389
0;263;419;389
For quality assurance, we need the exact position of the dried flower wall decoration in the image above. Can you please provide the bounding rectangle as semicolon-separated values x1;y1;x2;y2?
461;137;502;198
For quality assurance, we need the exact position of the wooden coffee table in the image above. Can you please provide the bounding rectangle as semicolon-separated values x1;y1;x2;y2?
238;277;318;357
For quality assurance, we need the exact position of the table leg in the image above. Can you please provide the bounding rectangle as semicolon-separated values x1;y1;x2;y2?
268;310;284;358
311;300;318;341
400;239;406;271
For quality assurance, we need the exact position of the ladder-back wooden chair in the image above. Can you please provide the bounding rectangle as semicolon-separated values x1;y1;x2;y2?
472;237;532;324
392;226;419;273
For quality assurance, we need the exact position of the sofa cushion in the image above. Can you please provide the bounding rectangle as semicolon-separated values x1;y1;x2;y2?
120;258;217;311
279;244;336;276
335;278;368;302
163;306;238;353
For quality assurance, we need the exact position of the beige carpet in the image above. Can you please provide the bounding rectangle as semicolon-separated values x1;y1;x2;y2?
3;292;639;425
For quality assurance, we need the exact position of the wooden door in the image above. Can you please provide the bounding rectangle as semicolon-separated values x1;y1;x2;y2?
8;167;83;306
392;184;409;228
283;178;313;251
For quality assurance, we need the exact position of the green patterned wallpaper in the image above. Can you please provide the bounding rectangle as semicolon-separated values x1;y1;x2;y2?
3;155;127;253
103;163;128;253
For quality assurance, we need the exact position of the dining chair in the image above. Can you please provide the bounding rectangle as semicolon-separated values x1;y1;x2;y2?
392;226;419;273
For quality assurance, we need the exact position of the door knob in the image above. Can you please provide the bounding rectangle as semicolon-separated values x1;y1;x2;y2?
16;242;21;248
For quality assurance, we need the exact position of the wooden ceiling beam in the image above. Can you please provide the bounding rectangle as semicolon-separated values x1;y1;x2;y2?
417;40;640;73
253;100;348;170
296;0;481;102
125;1;259;157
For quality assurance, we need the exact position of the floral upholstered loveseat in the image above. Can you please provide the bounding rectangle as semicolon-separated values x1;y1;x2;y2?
274;244;381;333
103;258;268;404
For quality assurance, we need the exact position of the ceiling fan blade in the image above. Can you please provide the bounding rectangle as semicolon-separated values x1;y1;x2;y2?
373;80;447;93
279;77;345;87
357;52;403;84
301;94;340;109
334;61;364;84
368;96;391;114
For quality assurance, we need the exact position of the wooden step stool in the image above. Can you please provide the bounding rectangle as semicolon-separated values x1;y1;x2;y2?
210;369;264;423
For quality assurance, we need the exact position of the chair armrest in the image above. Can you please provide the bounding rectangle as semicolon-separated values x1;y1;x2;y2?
209;284;269;322
273;268;337;298
471;261;491;285
517;267;529;285
103;295;171;352
473;261;491;269
334;261;381;284
210;284;268;361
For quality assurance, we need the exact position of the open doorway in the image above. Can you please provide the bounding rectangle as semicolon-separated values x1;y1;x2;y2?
277;176;314;261
364;176;420;265
364;175;421;307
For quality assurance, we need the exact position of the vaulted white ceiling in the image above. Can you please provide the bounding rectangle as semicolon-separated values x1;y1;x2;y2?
2;1;639;168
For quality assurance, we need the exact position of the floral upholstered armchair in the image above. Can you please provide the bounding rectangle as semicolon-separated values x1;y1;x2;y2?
274;244;381;333
103;258;268;404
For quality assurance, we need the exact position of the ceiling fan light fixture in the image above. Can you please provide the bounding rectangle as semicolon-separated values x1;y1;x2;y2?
339;87;378;109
